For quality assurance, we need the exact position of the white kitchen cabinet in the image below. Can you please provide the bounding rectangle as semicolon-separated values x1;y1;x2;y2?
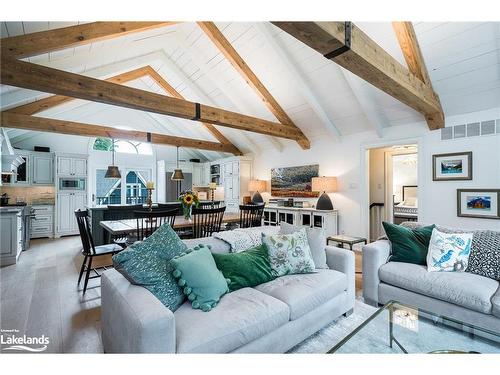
192;163;204;187
32;154;54;185
56;192;87;236
0;210;23;266
57;155;87;176
31;205;54;239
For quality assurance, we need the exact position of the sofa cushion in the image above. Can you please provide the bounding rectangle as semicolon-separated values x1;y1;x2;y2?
492;287;500;319
466;230;500;281
182;236;231;254
279;221;328;269
254;269;347;320
379;262;499;314
383;221;435;265
174;287;289;353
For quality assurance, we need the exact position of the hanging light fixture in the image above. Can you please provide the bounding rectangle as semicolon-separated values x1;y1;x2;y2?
171;146;184;181
105;139;121;179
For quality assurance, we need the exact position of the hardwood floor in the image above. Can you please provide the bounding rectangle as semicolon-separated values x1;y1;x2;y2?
0;236;365;353
0;236;104;353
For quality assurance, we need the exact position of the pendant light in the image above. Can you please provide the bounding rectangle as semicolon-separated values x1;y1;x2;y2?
171;146;184;181
105;139;121;179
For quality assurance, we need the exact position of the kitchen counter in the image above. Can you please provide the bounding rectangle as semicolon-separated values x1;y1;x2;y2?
0;207;25;266
0;206;25;213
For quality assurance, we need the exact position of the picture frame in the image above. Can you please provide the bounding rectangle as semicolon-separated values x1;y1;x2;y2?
457;189;500;220
432;152;472;181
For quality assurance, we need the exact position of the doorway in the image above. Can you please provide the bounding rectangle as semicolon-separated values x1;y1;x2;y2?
368;144;418;241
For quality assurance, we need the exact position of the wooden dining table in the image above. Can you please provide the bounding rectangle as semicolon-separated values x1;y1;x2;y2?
99;212;241;237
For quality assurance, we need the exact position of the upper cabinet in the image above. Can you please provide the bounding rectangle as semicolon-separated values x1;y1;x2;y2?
57;155;87;177
32;154;54;185
1;150;54;186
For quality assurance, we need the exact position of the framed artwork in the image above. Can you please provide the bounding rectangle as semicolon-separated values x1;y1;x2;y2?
457;189;500;220
271;164;319;198
432;152;472;181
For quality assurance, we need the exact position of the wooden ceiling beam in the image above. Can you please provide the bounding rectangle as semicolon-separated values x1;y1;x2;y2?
198;22;310;149
0;112;237;153
272;22;445;130
5;66;151;115
6;65;242;155
144;66;242;155
1;22;176;59
1;58;304;141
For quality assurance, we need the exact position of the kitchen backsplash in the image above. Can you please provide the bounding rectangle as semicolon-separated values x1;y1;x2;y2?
0;186;56;205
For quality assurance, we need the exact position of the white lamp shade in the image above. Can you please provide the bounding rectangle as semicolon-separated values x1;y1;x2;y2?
311;176;337;193
248;179;266;192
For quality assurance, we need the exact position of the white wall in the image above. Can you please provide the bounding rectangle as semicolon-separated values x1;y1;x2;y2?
254;108;500;235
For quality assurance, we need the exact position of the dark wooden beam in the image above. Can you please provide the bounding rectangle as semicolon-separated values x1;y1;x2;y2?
273;22;444;130
0;112;238;153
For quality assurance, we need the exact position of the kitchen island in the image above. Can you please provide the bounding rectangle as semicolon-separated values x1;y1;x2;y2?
0;206;27;266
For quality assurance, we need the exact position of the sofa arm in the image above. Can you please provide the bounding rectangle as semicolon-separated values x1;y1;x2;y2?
101;269;176;353
325;246;355;309
362;240;391;307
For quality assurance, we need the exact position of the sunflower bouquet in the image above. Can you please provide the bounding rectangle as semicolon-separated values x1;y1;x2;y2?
178;190;200;220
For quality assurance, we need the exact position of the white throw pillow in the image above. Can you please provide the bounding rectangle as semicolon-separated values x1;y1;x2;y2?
279;221;328;269
426;228;473;272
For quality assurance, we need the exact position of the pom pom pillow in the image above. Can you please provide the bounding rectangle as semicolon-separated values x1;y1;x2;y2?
262;228;315;277
426;228;473;272
170;244;229;312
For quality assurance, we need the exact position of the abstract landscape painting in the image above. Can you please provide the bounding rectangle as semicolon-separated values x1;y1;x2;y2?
271;164;319;197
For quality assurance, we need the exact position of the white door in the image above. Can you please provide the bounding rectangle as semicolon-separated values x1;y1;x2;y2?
57;157;72;176
231;176;239;200
32;155;53;185
71;193;87;231
56;193;72;233
72;158;87;177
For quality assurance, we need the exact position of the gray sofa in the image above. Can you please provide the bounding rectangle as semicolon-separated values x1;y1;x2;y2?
363;224;500;334
101;226;355;353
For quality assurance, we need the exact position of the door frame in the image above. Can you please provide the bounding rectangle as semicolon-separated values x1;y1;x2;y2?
360;136;424;240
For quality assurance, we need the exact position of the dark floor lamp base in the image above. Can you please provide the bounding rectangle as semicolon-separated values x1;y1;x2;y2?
251;191;264;204
316;192;333;210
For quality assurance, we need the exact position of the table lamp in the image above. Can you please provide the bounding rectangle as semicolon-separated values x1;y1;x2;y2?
248;180;266;204
312;176;337;210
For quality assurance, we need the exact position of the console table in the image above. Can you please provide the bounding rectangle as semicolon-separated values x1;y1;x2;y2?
263;206;338;237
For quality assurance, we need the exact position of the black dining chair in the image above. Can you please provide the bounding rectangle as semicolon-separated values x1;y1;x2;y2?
191;205;226;239
133;208;178;241
239;203;265;228
106;204;143;247
75;209;124;294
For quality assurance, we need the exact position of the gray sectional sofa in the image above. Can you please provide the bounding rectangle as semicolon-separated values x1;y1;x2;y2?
363;223;500;334
101;226;355;353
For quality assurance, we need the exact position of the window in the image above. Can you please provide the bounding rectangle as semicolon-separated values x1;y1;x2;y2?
94;168;151;205
92;138;152;155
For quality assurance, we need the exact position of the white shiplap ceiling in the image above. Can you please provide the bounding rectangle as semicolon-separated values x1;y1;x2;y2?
1;21;499;160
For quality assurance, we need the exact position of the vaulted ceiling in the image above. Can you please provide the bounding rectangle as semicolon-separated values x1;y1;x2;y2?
1;21;499;160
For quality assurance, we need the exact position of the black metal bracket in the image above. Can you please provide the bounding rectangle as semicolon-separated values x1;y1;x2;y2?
146;132;152;143
323;21;352;60
192;102;201;120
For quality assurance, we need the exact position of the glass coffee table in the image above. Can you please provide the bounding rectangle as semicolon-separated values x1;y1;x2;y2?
329;301;500;353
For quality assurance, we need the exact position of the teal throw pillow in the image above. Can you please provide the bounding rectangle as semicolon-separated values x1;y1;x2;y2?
262;228;316;277
212;245;275;291
170;245;229;312
112;223;188;311
382;221;435;265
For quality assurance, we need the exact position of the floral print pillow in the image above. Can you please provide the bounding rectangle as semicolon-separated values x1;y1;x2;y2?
262;229;316;277
426;228;473;272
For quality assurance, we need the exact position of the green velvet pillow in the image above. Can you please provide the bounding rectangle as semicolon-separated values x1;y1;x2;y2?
112;223;188;311
170;245;229;312
212;245;275;291
382;221;436;265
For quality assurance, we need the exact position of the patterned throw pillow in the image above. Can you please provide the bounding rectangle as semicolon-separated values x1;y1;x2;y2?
112;223;188;311
466;230;500;281
262;229;316;277
426;228;473;272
